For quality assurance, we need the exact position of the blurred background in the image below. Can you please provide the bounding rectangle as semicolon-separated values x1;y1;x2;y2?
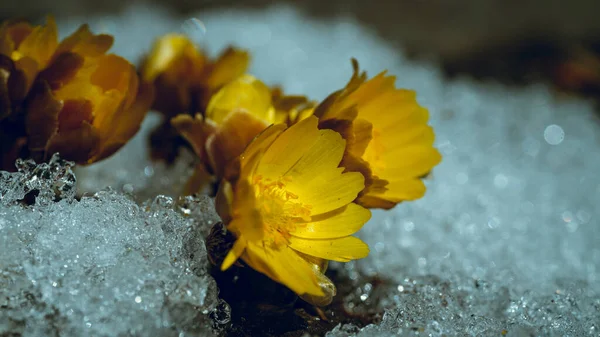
4;0;600;98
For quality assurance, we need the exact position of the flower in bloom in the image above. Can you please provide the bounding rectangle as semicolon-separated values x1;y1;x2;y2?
140;34;249;162
172;74;312;193
141;33;250;116
313;60;442;209
215;115;371;304
0;17;153;169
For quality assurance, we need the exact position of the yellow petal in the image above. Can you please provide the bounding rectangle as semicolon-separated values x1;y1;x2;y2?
377;146;442;179
205;74;274;125
289;236;369;262
141;34;204;82
236;123;286;178
290;203;371;239
221;238;247;271
281;128;346;183
204;47;250;90
242;242;323;296
229;179;264;242
255;115;320;179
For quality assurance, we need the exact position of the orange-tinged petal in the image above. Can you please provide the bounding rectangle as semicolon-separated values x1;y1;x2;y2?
14;16;57;70
289;236;369;263
141;34;205;82
171;113;217;161
1;21;33;54
204;47;250;90
90;80;154;163
291;203;371;239
38;52;85;90
54;24;113;58
243;242;323;296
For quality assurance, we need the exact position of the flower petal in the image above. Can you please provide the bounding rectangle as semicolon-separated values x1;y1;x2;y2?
377;146;442;179
291;203;371;239
25;81;62;154
255;115;320;179
55;24;113;58
204;47;250;90
242;242;323;296
221;238;247;271
15;16;58;69
289;236;369;262
205;74;274;125
205;110;269;178
171;113;217;161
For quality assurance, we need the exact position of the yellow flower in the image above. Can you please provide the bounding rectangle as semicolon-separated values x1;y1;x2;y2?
173;75;312;193
215;115;371;303
141;34;249;116
0;17;153;168
314;60;442;209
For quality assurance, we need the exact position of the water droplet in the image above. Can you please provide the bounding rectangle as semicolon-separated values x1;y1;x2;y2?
144;166;155;177
123;184;134;193
181;18;207;38
544;124;564;145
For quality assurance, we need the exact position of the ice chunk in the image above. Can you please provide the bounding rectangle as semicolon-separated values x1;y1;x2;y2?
0;159;221;337
0;154;76;206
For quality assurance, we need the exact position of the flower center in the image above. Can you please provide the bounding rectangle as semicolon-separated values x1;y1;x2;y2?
253;175;311;248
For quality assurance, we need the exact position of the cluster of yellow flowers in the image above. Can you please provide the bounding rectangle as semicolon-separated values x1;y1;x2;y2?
142;35;441;305
0;18;441;306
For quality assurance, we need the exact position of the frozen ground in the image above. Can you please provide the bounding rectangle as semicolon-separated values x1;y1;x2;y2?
2;3;600;336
